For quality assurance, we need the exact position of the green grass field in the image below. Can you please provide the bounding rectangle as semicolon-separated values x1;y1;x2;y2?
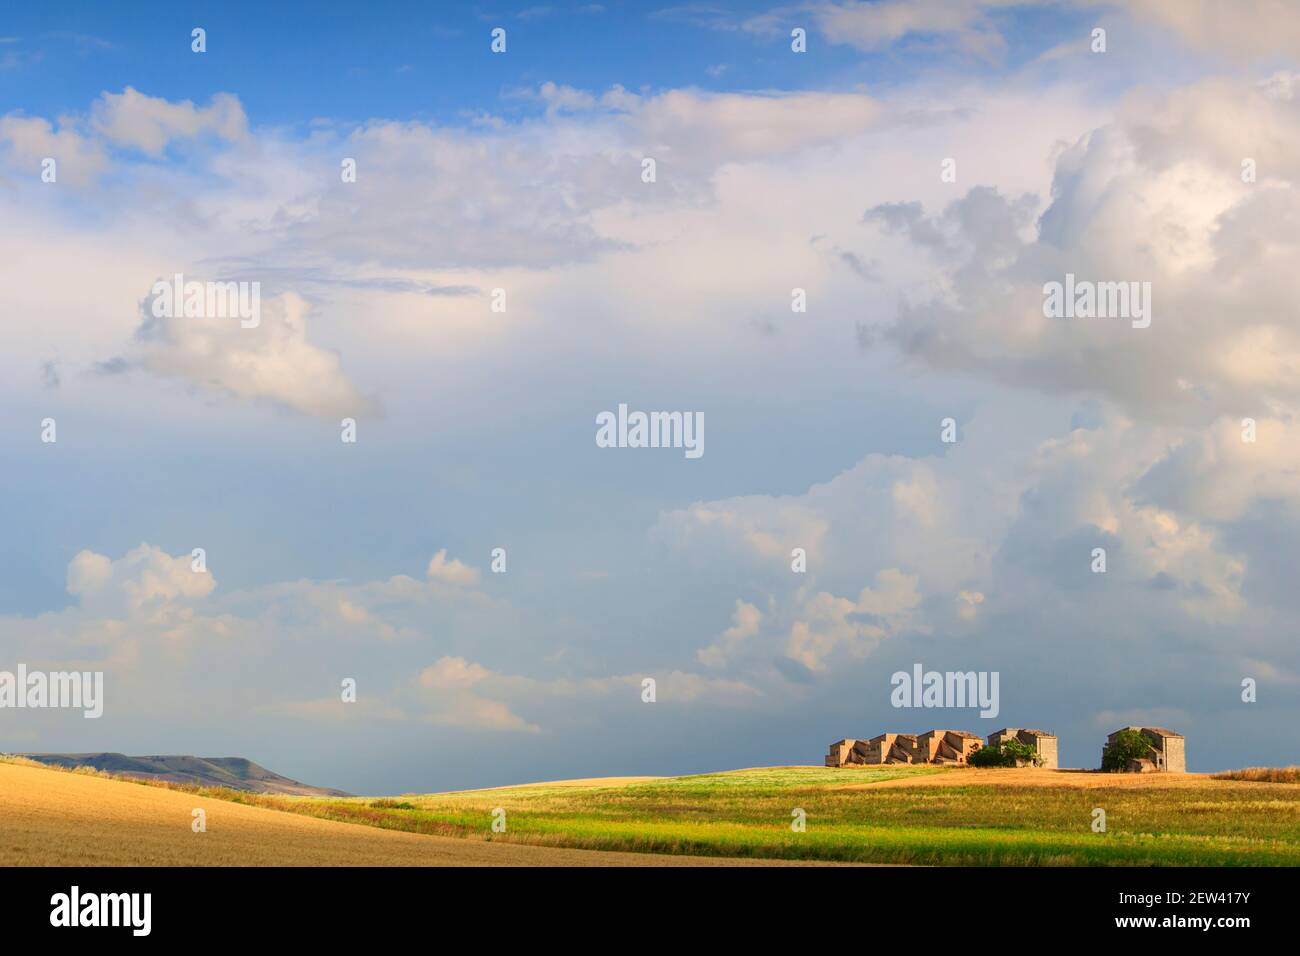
221;766;1300;866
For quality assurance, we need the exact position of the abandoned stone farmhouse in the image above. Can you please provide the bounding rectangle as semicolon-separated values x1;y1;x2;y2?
826;727;1059;768
988;728;1059;769
827;726;1186;772
1103;726;1186;773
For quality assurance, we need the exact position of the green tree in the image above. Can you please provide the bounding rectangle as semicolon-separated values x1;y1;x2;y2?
1102;729;1153;772
969;738;1042;768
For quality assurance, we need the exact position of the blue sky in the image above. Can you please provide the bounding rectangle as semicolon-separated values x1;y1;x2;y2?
4;1;1104;123
2;1;1300;793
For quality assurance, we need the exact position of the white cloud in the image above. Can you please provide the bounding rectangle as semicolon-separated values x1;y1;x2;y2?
655;389;1294;683
123;290;376;420
956;589;985;621
811;0;1018;60
630;87;882;164
282;650;763;734
425;550;480;587
67;543;214;614
0;87;246;188
418;656;491;690
808;0;1300;64
698;599;763;667
866;74;1300;424
786;569;924;671
272;85;881;273
421;693;540;733
415;658;539;732
1119;0;1300;60
4;543;760;739
0;114;106;186
655;498;830;565
90;87;247;155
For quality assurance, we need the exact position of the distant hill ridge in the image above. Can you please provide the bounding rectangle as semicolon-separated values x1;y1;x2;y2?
18;753;350;796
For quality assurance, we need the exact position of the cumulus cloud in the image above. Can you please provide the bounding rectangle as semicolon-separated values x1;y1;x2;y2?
654;498;831;566
0;114;106;185
415;658;539;732
999;415;1248;621
419;656;491;690
67;543;214;614
116;289;376;419
785;569;925;671
1133;415;1300;523
90;87;247;155
655;386;1300;690
3;542;760;745
425;550;480;587
0;87;246;188
657;451;1004;599
658;450;999;675
698;599;763;667
864;74;1300;425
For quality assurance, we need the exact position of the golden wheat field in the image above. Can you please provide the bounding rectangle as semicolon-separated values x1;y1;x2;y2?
0;761;832;866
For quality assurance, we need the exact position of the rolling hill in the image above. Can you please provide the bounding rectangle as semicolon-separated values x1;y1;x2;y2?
17;752;350;796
